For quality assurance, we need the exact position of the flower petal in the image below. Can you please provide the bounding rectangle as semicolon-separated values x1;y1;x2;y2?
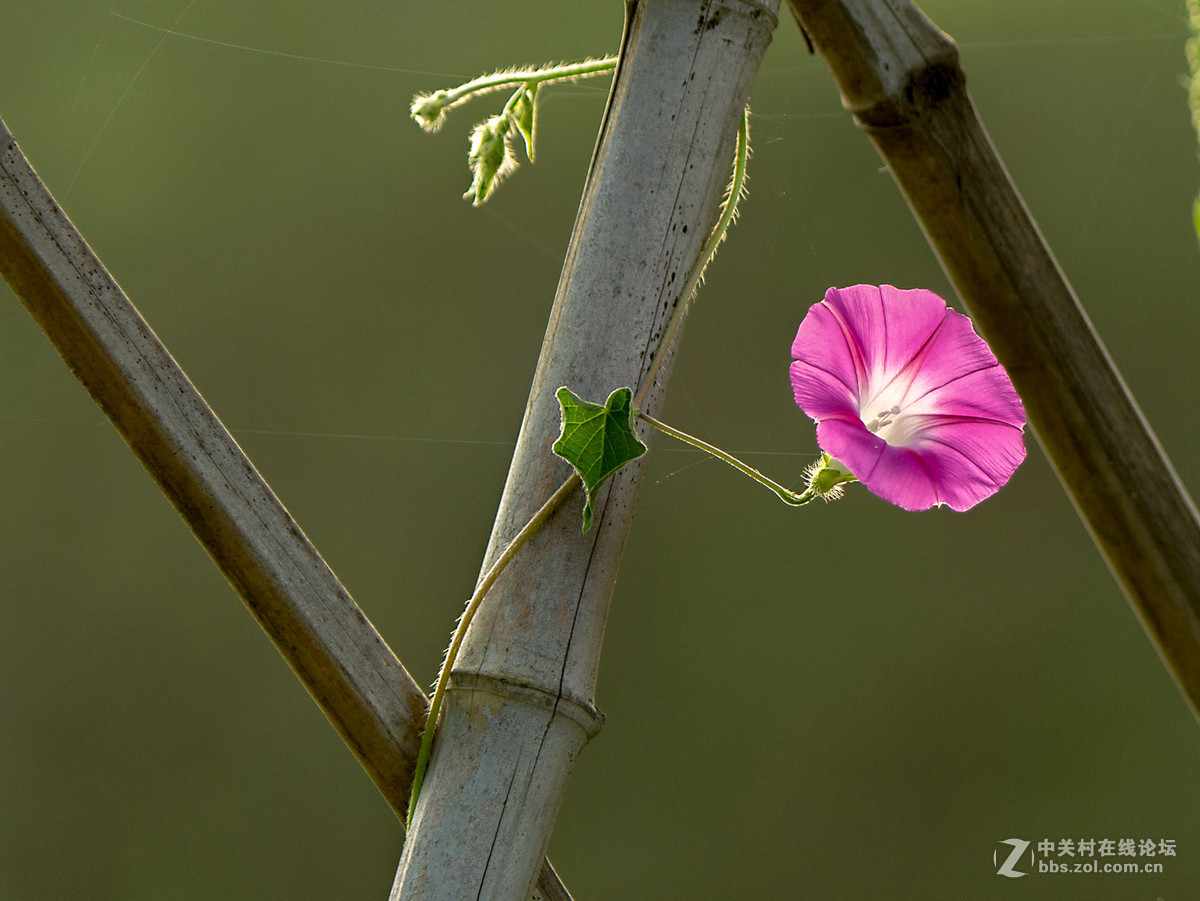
825;284;948;386
791;285;952;420
905;365;1026;427
815;416;1026;511
789;299;862;418
891;307;1025;428
789;357;860;422
919;418;1027;510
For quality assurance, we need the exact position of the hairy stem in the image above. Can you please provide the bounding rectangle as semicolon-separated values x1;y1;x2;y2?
444;57;616;101
634;106;750;409
407;474;580;828
411;57;618;132
636;410;816;505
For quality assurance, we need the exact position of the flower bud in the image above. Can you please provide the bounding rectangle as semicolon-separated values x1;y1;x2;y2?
410;90;450;132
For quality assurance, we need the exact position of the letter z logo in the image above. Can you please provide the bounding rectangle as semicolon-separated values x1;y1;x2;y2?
994;838;1031;877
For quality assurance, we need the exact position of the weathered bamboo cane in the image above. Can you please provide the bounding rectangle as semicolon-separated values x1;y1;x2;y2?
788;0;1200;718
391;1;781;898
0;115;575;900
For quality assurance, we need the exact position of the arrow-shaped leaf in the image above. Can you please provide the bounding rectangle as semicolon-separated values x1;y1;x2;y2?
552;386;647;533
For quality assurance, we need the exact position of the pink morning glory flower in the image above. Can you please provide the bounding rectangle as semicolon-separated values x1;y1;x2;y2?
789;285;1026;511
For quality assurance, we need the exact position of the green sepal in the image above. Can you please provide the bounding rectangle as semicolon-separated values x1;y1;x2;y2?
552;386;647;533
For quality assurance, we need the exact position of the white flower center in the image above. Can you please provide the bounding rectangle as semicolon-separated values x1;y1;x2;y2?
860;378;923;447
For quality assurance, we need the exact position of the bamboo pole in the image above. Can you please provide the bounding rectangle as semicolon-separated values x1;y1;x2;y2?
0;116;573;901
787;0;1200;718
390;1;780;898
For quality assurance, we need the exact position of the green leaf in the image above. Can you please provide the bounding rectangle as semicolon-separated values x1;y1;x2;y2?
512;84;538;162
464;114;516;205
552;386;647;533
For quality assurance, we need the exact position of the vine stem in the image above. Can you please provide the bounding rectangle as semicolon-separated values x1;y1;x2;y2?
634;107;750;410
443;57;617;100
635;410;816;506
407;107;752;822
411;57;619;131
407;473;580;828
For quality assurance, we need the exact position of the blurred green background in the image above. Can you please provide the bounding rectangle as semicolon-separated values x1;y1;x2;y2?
3;1;1199;898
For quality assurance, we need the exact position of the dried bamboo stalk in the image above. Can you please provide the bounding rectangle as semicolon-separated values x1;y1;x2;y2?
391;1;781;898
0;116;573;901
788;0;1200;717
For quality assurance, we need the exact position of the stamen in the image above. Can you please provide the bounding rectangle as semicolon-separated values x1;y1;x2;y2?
865;404;903;433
